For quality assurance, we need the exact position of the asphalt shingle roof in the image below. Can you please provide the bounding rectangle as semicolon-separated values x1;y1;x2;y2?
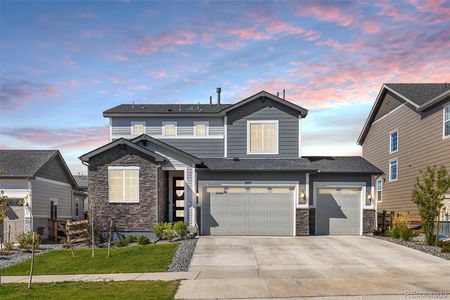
73;174;88;189
104;104;233;115
200;156;381;174
0;150;58;177
385;83;450;106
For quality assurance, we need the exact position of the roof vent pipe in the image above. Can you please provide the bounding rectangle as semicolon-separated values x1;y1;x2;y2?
216;87;221;106
277;91;279;97
283;89;285;100
209;96;213;105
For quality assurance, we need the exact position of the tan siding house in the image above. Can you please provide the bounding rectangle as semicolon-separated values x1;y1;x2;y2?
359;84;450;216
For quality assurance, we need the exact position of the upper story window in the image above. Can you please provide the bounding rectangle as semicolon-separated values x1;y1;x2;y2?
162;121;177;136
376;178;382;202
108;166;139;203
444;105;449;138
131;122;146;136
389;130;398;153
194;121;209;136
247;120;278;154
389;159;398;182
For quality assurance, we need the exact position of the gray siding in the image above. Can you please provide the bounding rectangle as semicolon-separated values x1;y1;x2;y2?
197;171;306;183
0;179;28;189
157;139;223;158
111;117;224;137
36;156;71;184
226;100;299;158
363;95;450;214
31;179;73;219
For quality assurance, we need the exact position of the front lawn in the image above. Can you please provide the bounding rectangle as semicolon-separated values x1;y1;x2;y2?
0;281;179;300
0;243;179;276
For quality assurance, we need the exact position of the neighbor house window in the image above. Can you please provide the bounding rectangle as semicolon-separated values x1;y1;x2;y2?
131;122;146;136
390;130;398;153
108;166;139;203
247;120;278;154
75;202;79;217
389;159;398;182
194;121;209;136
444;105;449;138
376;178;382;202
162;121;177;136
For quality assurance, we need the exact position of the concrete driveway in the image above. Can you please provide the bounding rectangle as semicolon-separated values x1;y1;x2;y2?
176;236;450;299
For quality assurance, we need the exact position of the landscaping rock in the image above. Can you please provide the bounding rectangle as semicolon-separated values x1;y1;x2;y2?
372;235;450;261
168;238;197;272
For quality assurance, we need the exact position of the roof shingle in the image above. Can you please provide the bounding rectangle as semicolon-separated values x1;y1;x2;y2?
0;150;58;177
385;83;450;106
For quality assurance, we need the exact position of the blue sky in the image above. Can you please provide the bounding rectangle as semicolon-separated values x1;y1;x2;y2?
1;0;449;174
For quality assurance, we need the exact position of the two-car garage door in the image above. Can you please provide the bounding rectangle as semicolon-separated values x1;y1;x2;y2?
202;186;294;236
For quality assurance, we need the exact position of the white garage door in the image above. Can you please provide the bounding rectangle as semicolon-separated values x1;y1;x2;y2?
316;187;362;235
202;186;294;236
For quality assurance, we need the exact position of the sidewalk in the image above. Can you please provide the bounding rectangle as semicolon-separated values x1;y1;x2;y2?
0;271;198;284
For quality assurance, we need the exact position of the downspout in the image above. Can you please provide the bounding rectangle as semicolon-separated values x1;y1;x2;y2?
27;177;33;233
156;165;160;225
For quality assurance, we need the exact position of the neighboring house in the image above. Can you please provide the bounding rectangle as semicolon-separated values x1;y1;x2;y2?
0;150;84;242
81;90;381;237
358;83;450;218
73;174;89;217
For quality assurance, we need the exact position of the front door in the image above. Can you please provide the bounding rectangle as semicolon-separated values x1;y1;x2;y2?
172;177;185;222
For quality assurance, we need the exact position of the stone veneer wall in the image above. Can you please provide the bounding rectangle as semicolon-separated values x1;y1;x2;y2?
158;171;169;223
295;209;309;236
88;146;161;233
309;208;316;235
363;209;376;234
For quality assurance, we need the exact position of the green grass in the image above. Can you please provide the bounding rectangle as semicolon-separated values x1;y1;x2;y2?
0;281;179;300
0;243;179;276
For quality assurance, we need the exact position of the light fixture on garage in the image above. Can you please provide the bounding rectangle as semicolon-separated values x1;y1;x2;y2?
367;194;373;205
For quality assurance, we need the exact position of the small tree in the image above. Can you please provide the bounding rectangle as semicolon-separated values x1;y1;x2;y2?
412;166;450;245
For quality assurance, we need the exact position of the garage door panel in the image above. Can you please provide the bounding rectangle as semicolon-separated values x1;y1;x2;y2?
203;185;294;236
316;187;362;235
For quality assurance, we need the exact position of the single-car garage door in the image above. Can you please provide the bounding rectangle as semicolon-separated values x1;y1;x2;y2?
316;186;362;235
202;186;294;236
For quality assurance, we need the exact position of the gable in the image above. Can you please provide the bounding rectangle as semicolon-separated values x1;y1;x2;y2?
226;96;301;123
36;155;72;184
373;91;411;122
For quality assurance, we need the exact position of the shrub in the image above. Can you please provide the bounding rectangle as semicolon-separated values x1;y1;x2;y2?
386;226;401;239
154;222;165;240
137;235;150;245
441;245;450;253
17;232;40;250
4;242;14;251
399;227;415;241
164;222;174;240
174;221;188;238
115;238;129;247
125;235;137;244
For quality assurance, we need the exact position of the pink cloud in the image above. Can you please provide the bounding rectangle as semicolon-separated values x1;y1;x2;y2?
0;126;109;152
113;53;129;61
295;3;358;27
226;27;267;40
136;30;197;54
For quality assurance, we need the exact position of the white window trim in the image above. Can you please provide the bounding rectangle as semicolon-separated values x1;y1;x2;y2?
389;158;398;182
131;121;146;136
389;129;398;154
162;121;177;136
108;166;140;203
246;120;279;155
193;121;209;136
376;178;383;203
444;105;449;140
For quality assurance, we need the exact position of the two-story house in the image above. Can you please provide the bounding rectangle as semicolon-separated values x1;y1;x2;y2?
81;90;381;237
358;83;450;217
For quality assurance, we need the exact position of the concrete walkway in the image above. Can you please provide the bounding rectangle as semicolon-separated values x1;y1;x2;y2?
0;271;198;284
175;236;450;299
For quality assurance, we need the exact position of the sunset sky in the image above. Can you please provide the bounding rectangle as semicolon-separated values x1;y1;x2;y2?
1;1;449;174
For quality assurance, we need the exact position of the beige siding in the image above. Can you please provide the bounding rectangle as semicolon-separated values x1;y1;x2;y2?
363;99;450;214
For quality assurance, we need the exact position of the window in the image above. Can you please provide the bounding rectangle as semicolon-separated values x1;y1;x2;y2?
376;178;382;202
75;202;79;217
162;121;177;136
390;130;398;153
194;121;209;136
50;198;58;220
389;159;398;181
108;166;139;203
247;120;278;154
131;122;146;136
444;105;450;138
